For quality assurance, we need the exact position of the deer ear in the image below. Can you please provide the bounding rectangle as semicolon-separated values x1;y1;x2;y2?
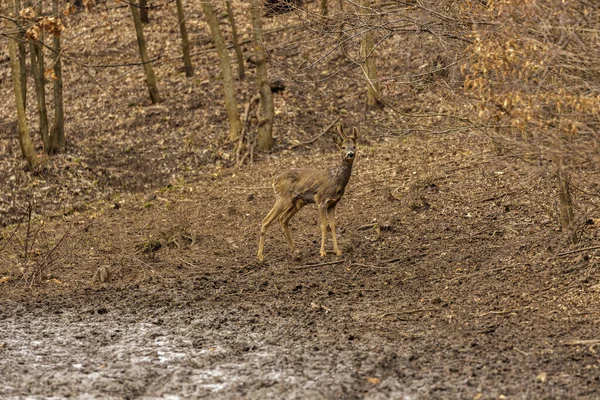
332;133;343;148
350;127;358;142
336;122;348;139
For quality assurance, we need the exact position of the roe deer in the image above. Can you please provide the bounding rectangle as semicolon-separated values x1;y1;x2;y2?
257;123;358;261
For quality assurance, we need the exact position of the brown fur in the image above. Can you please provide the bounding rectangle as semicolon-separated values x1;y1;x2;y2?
257;123;358;260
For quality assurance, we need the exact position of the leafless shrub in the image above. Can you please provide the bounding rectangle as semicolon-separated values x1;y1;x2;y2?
0;202;71;287
463;0;600;242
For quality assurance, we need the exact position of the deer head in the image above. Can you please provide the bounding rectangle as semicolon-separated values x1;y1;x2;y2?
333;123;358;164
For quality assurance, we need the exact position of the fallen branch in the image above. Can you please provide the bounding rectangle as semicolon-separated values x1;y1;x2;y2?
562;339;600;346
294;259;344;270
478;192;514;203
230;186;271;190
290;116;340;149
449;265;510;283
476;309;516;317
356;223;377;231
383;253;427;264
380;308;441;318
557;245;600;257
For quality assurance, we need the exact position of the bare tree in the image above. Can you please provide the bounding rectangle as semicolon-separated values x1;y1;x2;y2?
251;0;274;151
359;0;380;108
175;0;193;77
6;0;38;167
28;0;49;151
225;0;244;80
139;0;149;24
201;0;242;141
130;0;161;103
48;0;65;153
15;0;27;111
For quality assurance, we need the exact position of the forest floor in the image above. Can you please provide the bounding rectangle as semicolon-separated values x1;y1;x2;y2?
1;2;600;399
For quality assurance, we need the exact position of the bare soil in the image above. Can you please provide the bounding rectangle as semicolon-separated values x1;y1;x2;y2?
1;2;600;399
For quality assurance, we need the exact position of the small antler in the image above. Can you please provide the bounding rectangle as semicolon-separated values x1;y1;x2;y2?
336;122;348;139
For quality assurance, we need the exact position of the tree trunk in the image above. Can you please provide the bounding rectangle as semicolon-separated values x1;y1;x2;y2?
139;0;149;24
130;0;161;103
48;0;65;154
320;0;328;16
7;0;37;168
225;0;245;80
28;0;49;150
201;0;242;141
15;0;27;111
30;37;49;150
252;0;274;151
359;0;381;108
175;0;193;77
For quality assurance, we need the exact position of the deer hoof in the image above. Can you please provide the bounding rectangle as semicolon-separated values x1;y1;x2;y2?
334;249;342;256
257;252;265;262
320;250;327;257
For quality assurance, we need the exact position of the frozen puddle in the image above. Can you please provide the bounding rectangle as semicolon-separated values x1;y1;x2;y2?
0;310;413;399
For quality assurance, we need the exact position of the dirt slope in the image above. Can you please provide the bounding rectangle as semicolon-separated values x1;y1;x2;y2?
2;131;600;398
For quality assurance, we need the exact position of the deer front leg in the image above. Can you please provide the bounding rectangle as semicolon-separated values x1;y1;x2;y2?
327;206;342;256
257;199;286;261
318;204;328;257
279;204;299;253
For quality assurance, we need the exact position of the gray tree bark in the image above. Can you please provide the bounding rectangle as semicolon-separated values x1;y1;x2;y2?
130;0;161;103
139;0;149;24
175;0;193;77
252;0;275;151
48;0;65;153
6;0;38;167
28;0;49;150
359;0;381;108
202;0;242;141
15;0;27;111
225;0;245;80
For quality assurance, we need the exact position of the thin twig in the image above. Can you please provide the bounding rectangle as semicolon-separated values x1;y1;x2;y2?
557;245;600;257
230;186;271;190
0;210;27;254
383;253;427;264
478;192;513;203
562;339;600;346
356;223;377;231
380;308;441;319
24;202;32;264
449;265;510;283
290;116;341;149
476;309;516;317
351;262;399;269
294;259;345;270
177;257;199;269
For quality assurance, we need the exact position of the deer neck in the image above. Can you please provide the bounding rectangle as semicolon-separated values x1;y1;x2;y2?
330;159;353;188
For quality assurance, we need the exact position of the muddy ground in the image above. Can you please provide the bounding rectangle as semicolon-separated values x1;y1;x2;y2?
2;1;600;399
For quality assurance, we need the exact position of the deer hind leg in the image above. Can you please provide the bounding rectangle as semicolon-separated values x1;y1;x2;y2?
327;206;342;256
279;202;301;253
318;204;329;257
257;198;287;261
